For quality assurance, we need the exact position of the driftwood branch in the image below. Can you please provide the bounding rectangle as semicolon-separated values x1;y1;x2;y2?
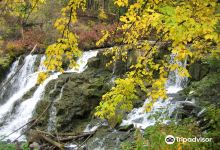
58;131;96;142
30;130;96;149
38;133;64;150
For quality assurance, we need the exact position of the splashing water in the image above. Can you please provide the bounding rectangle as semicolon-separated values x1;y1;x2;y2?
0;72;61;141
47;85;64;132
66;50;99;73
0;50;99;141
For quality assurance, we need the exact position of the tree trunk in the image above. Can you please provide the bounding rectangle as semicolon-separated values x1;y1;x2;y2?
104;0;109;12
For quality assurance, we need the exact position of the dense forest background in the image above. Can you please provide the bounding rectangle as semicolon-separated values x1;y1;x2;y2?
0;0;124;76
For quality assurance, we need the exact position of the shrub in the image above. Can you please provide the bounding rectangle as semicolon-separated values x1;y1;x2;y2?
74;22;118;50
121;107;220;150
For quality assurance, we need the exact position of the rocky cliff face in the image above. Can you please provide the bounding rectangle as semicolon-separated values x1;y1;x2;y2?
32;51;117;134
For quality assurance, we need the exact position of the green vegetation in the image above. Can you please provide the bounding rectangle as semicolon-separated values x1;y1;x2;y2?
0;142;15;150
121;108;220;150
0;142;28;150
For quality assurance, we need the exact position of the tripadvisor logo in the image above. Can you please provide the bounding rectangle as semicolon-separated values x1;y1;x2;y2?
165;135;175;144
165;135;212;144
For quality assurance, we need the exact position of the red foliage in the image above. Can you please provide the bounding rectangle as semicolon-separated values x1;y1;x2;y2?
74;22;118;50
4;28;46;54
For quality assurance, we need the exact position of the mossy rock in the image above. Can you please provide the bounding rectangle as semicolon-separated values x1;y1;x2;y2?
21;86;38;100
55;68;112;132
0;54;15;82
86;125;134;149
32;100;51;131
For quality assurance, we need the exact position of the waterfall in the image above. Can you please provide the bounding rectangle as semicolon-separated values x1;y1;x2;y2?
66;50;99;73
0;55;38;120
0;59;19;101
121;55;188;129
0;50;99;141
0;72;61;141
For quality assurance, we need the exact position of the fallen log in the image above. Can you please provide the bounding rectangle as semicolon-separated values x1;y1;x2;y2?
30;130;64;150
35;129;56;138
30;130;96;148
59;131;96;142
38;134;64;150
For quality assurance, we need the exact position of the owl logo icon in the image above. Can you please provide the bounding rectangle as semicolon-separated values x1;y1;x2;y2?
165;135;175;144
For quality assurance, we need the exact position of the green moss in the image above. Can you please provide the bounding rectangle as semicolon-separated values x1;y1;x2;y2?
0;54;15;82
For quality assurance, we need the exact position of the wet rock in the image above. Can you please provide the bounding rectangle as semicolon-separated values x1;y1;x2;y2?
55;68;112;132
172;101;200;119
29;142;40;150
31;51;113;134
21;86;38;100
86;126;134;150
87;50;113;71
118;124;134;131
33;55;43;72
179;101;198;111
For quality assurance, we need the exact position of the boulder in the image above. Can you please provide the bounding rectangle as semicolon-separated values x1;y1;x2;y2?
118;124;134;132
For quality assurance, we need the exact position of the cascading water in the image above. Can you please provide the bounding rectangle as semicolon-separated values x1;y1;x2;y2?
0;72;61;141
0;50;99;141
121;55;188;129
66;50;99;73
0;55;51;140
0;55;38;121
0;58;19;101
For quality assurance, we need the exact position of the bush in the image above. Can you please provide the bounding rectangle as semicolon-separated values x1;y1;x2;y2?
0;142;16;150
74;22;118;50
121;112;220;150
121;118;205;150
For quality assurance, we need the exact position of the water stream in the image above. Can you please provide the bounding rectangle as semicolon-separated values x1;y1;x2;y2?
0;50;98;141
0;55;38;121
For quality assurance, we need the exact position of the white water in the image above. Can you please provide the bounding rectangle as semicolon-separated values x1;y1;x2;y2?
0;72;61;141
0;59;19;99
47;85;64;132
0;50;99;141
121;56;188;129
0;55;38;120
0;58;19;87
66;50;98;73
84;124;99;133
